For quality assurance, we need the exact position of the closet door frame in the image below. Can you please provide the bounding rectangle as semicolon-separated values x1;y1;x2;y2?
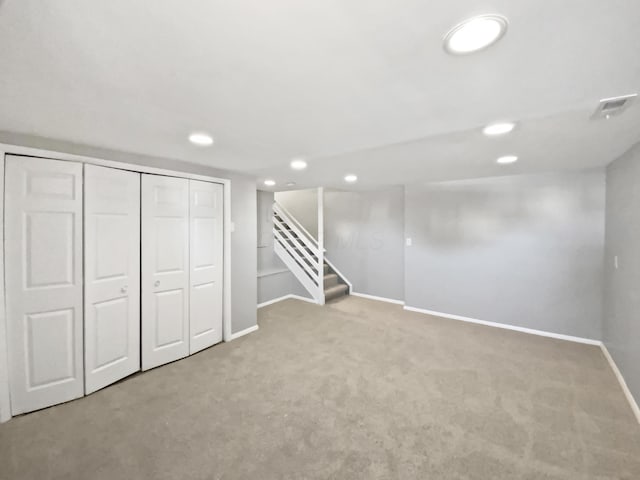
0;143;233;423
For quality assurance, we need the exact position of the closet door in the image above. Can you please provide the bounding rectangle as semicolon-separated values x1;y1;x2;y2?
189;180;224;354
141;174;189;370
5;155;84;414
84;165;140;393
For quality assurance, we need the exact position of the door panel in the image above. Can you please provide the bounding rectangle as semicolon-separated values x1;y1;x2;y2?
189;180;223;354
84;165;141;394
142;175;189;370
5;155;84;414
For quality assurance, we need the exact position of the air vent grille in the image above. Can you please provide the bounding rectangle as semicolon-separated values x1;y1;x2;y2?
592;93;637;119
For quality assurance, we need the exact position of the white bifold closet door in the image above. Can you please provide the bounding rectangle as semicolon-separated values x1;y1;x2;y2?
141;174;190;370
5;155;84;414
84;165;141;394
189;180;223;354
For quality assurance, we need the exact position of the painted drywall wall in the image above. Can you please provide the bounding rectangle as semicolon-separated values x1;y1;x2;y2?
324;187;404;300
0;131;258;335
603;142;640;403
275;189;318;238
405;170;606;339
258;271;311;304
0;161;8;422
257;190;312;304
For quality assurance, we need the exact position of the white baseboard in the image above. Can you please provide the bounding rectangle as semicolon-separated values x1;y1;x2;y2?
289;294;317;304
403;304;640;425
257;295;292;309
228;325;259;341
351;291;404;305
600;344;640;424
402;305;602;346
257;294;317;309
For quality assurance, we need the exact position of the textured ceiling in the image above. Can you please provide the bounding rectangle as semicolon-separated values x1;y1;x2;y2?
0;0;639;188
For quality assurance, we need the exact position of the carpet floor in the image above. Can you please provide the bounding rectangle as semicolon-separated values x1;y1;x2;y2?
1;296;639;479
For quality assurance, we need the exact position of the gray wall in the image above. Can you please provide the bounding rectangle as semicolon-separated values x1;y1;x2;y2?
257;190;312;303
325;187;405;300
405;170;606;339
275;189;318;238
0;131;257;334
258;271;311;304
603;142;640;402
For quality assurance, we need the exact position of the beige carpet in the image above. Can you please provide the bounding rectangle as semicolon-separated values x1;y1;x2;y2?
1;296;639;479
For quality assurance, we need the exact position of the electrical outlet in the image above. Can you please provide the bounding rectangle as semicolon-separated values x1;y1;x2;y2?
614;255;619;269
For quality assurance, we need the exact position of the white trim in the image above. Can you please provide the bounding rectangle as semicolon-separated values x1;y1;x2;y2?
288;294;317;304
0;143;234;421
402;305;602;345
257;295;292;309
274;241;323;304
351;291;404;305
273;222;318;279
600;344;640;424
257;294;316;309
0;143;226;183
228;325;259;341
324;257;353;294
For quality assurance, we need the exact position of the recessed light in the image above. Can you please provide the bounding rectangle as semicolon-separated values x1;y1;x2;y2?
290;159;307;170
264;179;276;186
496;155;518;164
188;132;214;146
444;15;508;55
344;174;358;183
286;182;296;187
483;122;516;136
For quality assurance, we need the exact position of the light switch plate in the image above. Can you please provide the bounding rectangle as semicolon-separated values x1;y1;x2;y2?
406;237;412;247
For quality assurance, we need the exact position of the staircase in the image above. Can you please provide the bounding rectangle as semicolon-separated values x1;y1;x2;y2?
273;201;349;304
323;262;349;301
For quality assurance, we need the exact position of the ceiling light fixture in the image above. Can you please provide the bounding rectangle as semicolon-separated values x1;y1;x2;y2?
188;132;214;146
264;179;276;186
496;155;518;165
483;122;516;136
290;159;307;170
444;14;508;55
344;174;358;183
286;182;297;187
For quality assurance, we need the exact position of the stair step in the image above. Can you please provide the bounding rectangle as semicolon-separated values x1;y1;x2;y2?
324;283;348;301
323;273;338;288
323;263;329;275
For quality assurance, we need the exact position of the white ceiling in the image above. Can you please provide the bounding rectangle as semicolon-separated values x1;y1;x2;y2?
1;0;639;189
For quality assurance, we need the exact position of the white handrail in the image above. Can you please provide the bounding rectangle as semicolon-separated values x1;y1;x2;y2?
273;219;318;268
273;202;318;247
273;229;318;284
272;198;325;304
273;206;320;258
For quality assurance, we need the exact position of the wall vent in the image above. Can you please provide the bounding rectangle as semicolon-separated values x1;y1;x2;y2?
592;93;637;119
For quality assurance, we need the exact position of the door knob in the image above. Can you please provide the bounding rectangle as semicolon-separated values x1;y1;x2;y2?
121;285;128;294
154;280;160;287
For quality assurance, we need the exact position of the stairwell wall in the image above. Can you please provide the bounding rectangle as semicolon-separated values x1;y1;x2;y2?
603;141;640;404
276;187;405;301
275;189;319;238
258;190;313;304
324;187;405;301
